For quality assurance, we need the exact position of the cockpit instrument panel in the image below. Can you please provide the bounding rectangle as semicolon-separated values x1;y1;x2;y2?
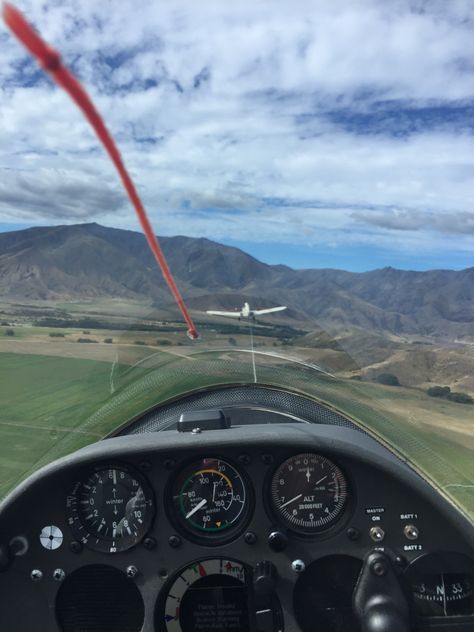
0;396;473;632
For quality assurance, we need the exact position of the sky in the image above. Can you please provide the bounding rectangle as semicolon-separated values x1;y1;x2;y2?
1;0;474;271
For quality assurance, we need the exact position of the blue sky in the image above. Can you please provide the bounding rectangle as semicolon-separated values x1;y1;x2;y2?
1;0;474;271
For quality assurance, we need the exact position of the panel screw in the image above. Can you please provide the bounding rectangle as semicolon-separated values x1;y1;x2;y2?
347;527;360;541
53;568;66;582
168;535;182;549
143;537;157;550
164;458;176;470
30;569;43;582
244;531;257;545
158;568;168;580
126;565;139;579
140;461;151;473
371;561;387;577
261;454;274;465
69;541;82;554
291;559;306;573
238;454;251;465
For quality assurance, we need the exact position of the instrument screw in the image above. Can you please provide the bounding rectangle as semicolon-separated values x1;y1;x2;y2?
291;559;306;574
168;535;182;549
140;461;151;473
143;537;156;550
164;458;176;470
53;568;66;582
126;565;139;579
30;569;43;582
371;561;387;577
347;527;360;541
261;454;274;465
191;427;202;434
69;540;82;554
238;454;251;465
244;531;257;545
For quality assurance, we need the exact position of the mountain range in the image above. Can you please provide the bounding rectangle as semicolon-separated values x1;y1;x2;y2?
0;223;472;341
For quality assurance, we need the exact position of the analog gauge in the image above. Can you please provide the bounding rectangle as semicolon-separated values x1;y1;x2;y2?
412;574;473;616
159;559;250;632
170;458;249;540
271;453;348;533
406;553;474;617
66;465;154;553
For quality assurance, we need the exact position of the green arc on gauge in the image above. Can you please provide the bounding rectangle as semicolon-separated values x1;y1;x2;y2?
179;468;234;532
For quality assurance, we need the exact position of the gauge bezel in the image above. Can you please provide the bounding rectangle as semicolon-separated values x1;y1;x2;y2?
155;557;253;632
66;462;155;553
266;451;353;537
166;456;254;546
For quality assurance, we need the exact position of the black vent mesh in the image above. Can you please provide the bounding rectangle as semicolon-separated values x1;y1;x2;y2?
119;386;363;435
56;565;144;632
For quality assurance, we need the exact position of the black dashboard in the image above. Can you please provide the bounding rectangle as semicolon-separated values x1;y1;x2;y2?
0;386;473;632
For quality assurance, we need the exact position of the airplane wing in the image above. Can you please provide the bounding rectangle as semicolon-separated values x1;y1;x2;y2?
206;310;242;318
253;306;287;316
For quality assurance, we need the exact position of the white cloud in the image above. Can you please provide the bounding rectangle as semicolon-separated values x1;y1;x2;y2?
1;0;474;265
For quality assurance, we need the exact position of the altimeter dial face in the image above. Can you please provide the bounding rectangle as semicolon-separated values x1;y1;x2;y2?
66;465;154;553
271;453;348;533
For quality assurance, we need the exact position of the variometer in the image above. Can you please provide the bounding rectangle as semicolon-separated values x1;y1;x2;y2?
66;464;154;553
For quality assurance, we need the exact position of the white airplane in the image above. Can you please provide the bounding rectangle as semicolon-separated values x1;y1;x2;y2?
206;301;287;321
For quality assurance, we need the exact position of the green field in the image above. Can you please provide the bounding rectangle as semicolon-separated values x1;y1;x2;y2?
0;349;472;523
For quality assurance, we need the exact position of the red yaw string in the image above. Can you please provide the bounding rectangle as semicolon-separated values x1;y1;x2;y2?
2;2;199;340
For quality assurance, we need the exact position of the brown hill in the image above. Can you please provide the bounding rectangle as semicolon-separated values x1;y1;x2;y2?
0;223;472;341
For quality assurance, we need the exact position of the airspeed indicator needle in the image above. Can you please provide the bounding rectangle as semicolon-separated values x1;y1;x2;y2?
185;498;207;520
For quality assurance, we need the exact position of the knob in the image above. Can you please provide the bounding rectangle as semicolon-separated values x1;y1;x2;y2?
253;561;277;597
268;530;288;552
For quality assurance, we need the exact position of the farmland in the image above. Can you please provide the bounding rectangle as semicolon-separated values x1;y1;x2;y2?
0;331;472;520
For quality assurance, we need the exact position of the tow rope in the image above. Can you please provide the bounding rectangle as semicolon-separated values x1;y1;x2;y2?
2;2;199;340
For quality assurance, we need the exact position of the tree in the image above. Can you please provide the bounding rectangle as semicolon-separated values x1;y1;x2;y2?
376;373;400;386
4;329;14;337
427;386;451;398
447;392;473;405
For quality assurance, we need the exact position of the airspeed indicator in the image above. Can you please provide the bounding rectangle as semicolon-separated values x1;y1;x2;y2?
170;458;249;542
271;453;347;533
